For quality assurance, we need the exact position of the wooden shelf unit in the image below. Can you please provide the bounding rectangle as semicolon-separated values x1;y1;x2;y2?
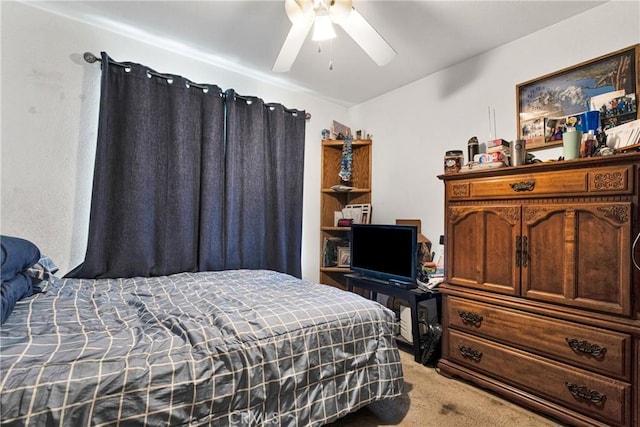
319;139;372;289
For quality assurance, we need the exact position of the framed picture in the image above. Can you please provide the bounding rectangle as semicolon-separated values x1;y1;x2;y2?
323;237;348;267
337;246;351;268
516;44;639;151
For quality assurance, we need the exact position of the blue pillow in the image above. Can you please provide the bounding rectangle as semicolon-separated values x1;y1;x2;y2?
1;235;41;281
0;272;33;325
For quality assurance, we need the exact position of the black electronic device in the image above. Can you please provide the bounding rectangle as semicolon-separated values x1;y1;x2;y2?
350;223;417;285
388;278;417;289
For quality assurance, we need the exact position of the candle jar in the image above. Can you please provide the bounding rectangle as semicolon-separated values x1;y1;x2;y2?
444;150;464;173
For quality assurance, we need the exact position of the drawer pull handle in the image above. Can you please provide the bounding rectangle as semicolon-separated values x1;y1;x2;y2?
566;338;607;358
458;345;482;361
458;311;483;326
565;382;607;404
510;181;535;192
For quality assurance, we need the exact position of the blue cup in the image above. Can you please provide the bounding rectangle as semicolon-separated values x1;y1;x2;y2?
578;110;600;133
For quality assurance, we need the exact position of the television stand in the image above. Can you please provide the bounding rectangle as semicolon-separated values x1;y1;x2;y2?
345;274;441;363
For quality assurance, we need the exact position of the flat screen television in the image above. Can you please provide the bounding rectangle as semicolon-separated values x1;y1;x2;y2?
350;223;417;286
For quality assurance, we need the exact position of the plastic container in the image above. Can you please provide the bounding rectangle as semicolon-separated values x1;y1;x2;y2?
562;129;582;160
581;130;596;157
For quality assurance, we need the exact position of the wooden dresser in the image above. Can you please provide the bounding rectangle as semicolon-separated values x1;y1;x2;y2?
438;153;640;427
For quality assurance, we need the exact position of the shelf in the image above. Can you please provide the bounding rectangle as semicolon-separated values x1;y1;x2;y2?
321;226;351;232
321;188;371;193
618;143;640;152
320;267;352;273
322;139;372;147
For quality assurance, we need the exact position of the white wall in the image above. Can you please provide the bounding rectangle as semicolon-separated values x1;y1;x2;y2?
0;1;347;279
1;1;639;282
347;0;640;248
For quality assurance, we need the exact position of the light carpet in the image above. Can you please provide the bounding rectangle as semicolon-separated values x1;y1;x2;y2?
326;349;563;426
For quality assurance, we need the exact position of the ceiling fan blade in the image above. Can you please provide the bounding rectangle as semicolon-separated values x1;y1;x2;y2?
272;14;314;72
338;7;396;66
285;0;313;23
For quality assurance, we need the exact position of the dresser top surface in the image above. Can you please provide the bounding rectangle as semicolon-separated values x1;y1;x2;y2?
439;151;640;181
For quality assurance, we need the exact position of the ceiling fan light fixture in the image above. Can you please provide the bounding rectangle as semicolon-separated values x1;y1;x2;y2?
273;0;395;72
312;14;336;41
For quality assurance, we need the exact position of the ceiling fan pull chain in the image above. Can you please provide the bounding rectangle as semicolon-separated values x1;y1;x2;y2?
329;39;334;70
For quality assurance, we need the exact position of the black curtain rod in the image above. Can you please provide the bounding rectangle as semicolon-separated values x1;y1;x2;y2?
83;52;311;121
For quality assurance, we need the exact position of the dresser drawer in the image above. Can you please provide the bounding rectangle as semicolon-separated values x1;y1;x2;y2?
448;330;631;426
447;165;633;200
447;296;632;381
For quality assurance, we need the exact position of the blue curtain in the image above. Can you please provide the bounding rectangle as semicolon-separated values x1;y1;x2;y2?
67;53;305;279
224;91;305;277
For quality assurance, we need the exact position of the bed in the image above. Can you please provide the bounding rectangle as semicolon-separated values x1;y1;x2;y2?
0;237;403;426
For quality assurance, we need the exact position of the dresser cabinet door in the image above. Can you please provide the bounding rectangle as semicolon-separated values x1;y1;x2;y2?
448;205;520;295
523;202;632;316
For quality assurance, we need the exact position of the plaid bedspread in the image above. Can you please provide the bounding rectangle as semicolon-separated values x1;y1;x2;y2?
0;270;403;426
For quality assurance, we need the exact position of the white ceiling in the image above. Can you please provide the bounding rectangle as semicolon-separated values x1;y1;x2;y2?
29;1;608;107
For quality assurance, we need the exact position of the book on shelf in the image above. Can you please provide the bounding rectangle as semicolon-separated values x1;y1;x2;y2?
486;145;510;154
486;138;510;148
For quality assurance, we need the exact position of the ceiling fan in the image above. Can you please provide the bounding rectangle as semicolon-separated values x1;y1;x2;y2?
272;0;396;72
